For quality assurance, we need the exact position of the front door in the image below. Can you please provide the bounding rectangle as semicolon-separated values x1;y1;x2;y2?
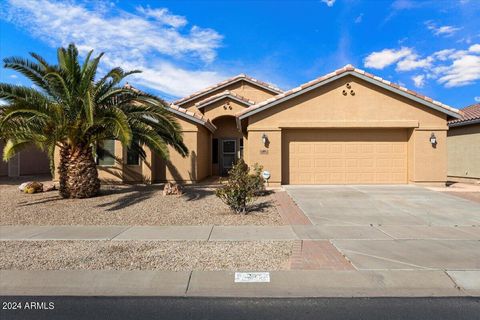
221;139;236;175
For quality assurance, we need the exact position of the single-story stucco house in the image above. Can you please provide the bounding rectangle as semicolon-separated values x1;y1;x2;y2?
447;103;480;183
56;64;462;186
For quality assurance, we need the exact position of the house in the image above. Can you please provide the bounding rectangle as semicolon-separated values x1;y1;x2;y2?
80;65;462;186
0;141;50;178
447;103;480;183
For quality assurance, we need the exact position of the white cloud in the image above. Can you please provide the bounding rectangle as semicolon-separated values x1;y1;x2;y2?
426;21;462;36
474;96;480;102
364;43;480;88
433;49;456;61
396;54;433;71
436;54;480;87
469;44;480;53
9;74;18;79
354;13;363;24
364;47;412;69
321;0;336;7
135;6;187;28
412;74;425;88
2;0;225;97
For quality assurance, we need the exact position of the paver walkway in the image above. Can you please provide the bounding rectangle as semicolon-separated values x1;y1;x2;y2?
290;240;354;270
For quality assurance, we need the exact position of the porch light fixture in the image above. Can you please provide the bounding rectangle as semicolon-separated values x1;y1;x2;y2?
262;133;269;146
429;133;437;146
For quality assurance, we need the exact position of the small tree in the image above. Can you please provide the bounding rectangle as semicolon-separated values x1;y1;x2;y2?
215;159;264;214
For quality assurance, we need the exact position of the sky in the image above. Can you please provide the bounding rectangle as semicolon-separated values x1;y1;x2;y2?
0;0;479;108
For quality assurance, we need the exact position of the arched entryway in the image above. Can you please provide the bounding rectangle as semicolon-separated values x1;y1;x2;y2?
211;115;243;176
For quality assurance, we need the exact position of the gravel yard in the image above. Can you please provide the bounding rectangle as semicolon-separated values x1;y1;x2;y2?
0;240;292;271
0;179;283;225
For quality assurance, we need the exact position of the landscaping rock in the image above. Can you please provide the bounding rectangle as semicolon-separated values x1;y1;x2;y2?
42;183;57;192
163;182;183;196
23;182;44;194
18;182;32;192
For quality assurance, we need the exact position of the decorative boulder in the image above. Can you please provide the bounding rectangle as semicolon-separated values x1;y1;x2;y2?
42;183;57;192
19;182;32;192
163;182;183;196
23;181;44;194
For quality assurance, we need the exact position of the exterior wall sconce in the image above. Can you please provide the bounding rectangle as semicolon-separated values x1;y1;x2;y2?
262;133;269;146
430;132;437;147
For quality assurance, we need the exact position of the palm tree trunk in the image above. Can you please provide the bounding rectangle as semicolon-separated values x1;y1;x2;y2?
58;144;100;198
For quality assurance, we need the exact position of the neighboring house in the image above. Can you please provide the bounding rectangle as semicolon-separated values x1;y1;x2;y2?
71;65;462;186
0;141;51;178
447;103;480;183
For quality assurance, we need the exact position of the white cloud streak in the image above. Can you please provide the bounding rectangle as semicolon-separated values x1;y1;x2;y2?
364;47;412;69
426;21;462;36
321;0;336;7
1;0;225;97
411;74;425;88
364;43;480;88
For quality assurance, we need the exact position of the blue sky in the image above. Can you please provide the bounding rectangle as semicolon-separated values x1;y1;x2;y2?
1;0;479;108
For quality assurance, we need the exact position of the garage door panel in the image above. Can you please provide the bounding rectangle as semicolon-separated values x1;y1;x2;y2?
285;129;407;184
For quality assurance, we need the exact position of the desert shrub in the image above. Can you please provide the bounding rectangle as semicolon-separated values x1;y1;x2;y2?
215;159;264;214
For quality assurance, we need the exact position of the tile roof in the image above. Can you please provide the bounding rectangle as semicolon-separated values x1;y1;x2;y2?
237;65;461;119
122;83;216;132
173;74;283;106
194;90;255;109
448;103;480;127
168;104;217;132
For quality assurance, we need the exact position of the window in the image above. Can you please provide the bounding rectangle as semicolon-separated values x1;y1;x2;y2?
239;138;244;158
127;147;140;165
97;140;115;166
212;138;218;164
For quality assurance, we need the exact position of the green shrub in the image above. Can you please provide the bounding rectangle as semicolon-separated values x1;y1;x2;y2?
215;159;264;214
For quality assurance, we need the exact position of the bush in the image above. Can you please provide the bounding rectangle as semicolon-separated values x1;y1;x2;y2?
215;159;264;214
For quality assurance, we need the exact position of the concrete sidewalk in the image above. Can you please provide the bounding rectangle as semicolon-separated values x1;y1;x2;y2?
1;269;478;297
1;225;479;241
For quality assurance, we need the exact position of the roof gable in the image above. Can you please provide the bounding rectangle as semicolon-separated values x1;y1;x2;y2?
237;65;461;120
194;90;254;109
173;74;282;106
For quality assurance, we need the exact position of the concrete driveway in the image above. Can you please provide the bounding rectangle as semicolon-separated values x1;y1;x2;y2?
284;185;480;226
284;185;480;271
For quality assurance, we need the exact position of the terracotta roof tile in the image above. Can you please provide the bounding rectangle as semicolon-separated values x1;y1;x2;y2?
449;103;480;126
173;74;283;106
194;90;255;108
237;64;460;118
167;103;216;132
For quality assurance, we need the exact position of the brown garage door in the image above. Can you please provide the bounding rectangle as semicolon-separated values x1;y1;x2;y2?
283;129;407;184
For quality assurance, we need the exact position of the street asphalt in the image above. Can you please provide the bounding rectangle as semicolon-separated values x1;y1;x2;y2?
1;296;479;320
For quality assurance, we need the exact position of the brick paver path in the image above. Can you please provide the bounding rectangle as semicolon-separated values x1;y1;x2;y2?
273;192;312;225
290;240;355;270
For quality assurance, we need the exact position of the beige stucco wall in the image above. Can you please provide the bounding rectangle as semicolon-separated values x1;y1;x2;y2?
182;81;278;113
53;140;154;183
244;75;449;185
447;123;480;180
196;126;212;181
153;116;211;183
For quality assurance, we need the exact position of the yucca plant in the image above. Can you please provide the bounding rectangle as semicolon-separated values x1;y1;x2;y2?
0;44;188;198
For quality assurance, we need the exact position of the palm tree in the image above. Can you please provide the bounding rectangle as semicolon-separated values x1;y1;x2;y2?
0;44;188;198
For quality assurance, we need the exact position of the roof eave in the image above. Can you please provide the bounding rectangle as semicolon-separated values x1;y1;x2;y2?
167;107;216;132
448;118;480;128
239;71;461;120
